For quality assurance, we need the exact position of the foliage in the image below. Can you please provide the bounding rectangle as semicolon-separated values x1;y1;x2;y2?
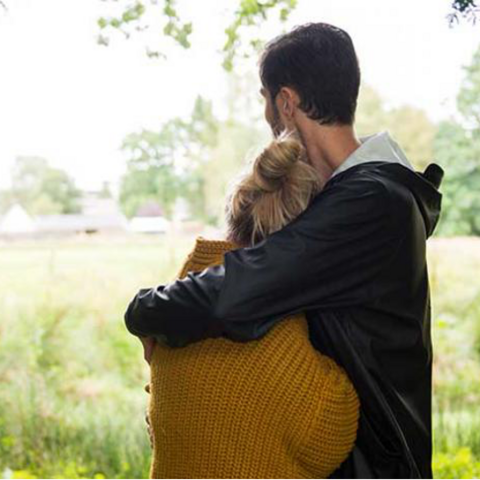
428;238;480;409
448;0;480;24
433;448;480;479
0;157;82;216
433;122;480;235
0;236;195;479
458;46;480;126
96;0;296;68
119;72;269;223
433;44;480;236
221;0;297;71
0;236;479;478
356;85;436;171
94;0;478;68
97;0;192;59
119;78;440;225
119;96;218;220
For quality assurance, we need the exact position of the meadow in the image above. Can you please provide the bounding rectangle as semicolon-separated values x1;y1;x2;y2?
0;233;479;479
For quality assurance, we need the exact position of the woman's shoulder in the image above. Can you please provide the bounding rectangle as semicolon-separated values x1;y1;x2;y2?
193;236;239;255
176;236;239;280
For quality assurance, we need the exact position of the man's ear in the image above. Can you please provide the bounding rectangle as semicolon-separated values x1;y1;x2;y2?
277;87;300;119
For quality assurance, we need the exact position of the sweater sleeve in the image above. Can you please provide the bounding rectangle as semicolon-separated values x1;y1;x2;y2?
297;359;360;478
124;175;403;347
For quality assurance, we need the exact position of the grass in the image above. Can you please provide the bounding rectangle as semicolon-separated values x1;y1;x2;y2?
0;233;479;478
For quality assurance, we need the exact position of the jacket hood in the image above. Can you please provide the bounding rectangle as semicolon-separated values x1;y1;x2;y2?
330;131;443;238
385;161;444;238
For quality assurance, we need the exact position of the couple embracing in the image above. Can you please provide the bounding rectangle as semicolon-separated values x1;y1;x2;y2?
125;22;443;479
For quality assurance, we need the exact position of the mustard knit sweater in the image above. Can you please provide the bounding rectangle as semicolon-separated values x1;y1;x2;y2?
145;236;360;479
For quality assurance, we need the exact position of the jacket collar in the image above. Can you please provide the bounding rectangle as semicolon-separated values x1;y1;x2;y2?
330;131;415;179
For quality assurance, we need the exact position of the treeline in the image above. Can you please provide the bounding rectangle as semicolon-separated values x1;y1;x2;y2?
117;44;480;236
433;47;480;235
116;75;438;226
0;157;83;216
2;46;480;235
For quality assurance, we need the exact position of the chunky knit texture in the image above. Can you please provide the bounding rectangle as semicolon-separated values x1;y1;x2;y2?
146;236;360;479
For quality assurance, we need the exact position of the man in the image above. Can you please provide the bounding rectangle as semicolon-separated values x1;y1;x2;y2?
124;23;443;478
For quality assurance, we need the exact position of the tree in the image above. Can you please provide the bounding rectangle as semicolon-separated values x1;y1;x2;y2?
386;106;436;171
433;44;480;236
5;156;82;215
99;181;113;199
433;121;480;235
448;0;480;24
119;96;219;220
97;0;297;70
458;47;480;126
356;85;436;171
119;72;269;224
95;0;479;68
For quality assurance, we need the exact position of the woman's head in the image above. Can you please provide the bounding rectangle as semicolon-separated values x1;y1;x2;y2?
225;131;322;247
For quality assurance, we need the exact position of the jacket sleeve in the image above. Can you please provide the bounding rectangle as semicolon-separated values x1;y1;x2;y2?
124;175;405;347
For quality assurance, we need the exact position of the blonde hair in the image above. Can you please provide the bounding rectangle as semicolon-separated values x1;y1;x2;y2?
225;131;322;246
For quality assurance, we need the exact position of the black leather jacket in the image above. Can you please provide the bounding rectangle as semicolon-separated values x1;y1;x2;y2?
125;161;443;479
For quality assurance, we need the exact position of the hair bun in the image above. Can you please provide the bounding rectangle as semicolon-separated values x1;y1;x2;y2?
252;133;303;193
226;131;322;246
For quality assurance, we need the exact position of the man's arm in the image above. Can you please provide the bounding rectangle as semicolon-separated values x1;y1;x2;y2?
124;174;405;347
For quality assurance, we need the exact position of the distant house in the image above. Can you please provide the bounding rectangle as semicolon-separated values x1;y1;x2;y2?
0;204;36;235
34;212;128;235
0;194;129;238
35;194;129;235
129;200;170;234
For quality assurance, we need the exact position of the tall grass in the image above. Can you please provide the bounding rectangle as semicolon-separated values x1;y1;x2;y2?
0;233;194;478
0;234;479;478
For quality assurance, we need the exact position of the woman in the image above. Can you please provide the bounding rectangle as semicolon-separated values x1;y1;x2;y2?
144;131;360;479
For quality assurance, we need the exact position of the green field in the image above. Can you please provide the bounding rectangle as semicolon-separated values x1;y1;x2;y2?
1;234;479;479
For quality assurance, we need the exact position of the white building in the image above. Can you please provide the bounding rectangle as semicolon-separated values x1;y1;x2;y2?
0;204;36;235
0;195;129;238
128;200;171;234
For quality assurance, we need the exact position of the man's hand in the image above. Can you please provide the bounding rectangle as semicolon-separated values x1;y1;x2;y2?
139;336;156;364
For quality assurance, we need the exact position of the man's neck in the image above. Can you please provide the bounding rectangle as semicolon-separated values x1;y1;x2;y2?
297;123;362;185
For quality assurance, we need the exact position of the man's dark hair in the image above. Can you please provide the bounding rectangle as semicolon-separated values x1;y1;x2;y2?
259;22;361;125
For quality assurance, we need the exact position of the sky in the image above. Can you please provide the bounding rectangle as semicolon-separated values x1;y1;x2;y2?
0;0;478;194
